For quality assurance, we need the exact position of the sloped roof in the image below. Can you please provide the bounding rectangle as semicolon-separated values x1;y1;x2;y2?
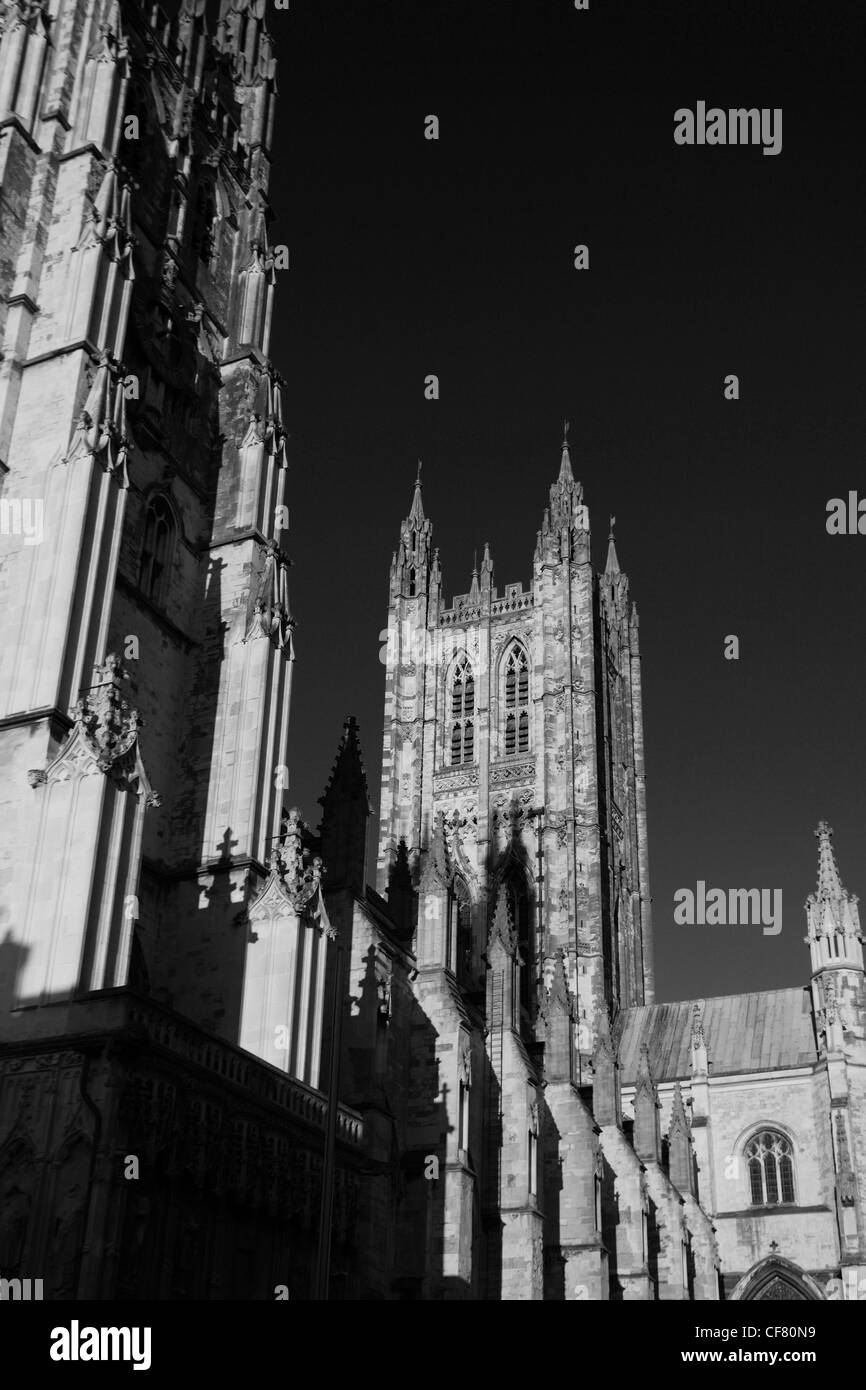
618;988;817;1084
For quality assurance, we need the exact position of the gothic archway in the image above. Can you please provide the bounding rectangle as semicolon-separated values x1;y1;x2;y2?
729;1255;826;1301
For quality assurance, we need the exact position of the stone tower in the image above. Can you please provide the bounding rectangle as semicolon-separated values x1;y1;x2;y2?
376;432;655;1296
0;0;307;1062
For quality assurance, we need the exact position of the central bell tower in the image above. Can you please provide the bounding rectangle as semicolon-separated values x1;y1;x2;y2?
375;429;654;1297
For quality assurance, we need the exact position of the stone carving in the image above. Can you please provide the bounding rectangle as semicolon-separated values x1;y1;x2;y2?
490;759;534;785
444;806;477;876
434;768;479;792
377;972;392;1021
61;353;131;482
248;540;295;652
491;793;533;838
546;812;570;849
241;811;331;930
28;656;159;803
2;0;51;31
72;654;141;770
824;975;838;1024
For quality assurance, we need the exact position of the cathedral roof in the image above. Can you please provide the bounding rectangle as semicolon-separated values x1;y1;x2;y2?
618;987;817;1084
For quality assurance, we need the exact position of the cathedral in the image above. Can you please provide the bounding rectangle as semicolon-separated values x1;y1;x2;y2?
0;0;864;1302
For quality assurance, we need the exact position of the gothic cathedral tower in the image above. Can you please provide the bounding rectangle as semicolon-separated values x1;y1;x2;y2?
376;432;654;1296
0;1;307;1061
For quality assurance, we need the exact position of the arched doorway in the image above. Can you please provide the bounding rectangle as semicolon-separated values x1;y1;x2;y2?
730;1255;826;1301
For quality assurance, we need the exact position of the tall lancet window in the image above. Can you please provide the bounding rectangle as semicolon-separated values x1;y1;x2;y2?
138;496;175;607
449;656;475;766
503;642;530;755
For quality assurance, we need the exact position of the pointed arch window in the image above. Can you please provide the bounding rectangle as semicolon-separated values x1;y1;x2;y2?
447;875;473;984
745;1131;796;1207
138;495;175;607
191;180;217;266
503;643;530;755
449;657;475;766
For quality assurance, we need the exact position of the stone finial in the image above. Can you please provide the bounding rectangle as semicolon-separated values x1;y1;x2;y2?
590;1007;621;1127
667;1081;694;1195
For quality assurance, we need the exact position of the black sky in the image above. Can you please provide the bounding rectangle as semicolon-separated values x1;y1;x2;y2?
247;0;866;1003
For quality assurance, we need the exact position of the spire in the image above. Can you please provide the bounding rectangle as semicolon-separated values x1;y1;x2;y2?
667;1082;695;1195
394;459;434;600
480;540;493;591
543;949;574;1082
805;822;863;975
815;820;844;903
558;418;575;486
468;549;480;603
408;459;425;526
318;716;371;894
605;514;621;576
590;1007;621;1126
633;1043;661;1162
544;420;584;541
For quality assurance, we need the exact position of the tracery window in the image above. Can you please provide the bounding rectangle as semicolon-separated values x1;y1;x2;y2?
138;495;175;606
449;657;475;766
503;643;530;755
745;1131;795;1206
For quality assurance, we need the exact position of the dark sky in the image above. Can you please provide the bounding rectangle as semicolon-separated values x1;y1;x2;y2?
250;0;866;1004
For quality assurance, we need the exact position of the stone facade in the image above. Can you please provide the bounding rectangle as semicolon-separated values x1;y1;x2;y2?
0;0;363;1301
